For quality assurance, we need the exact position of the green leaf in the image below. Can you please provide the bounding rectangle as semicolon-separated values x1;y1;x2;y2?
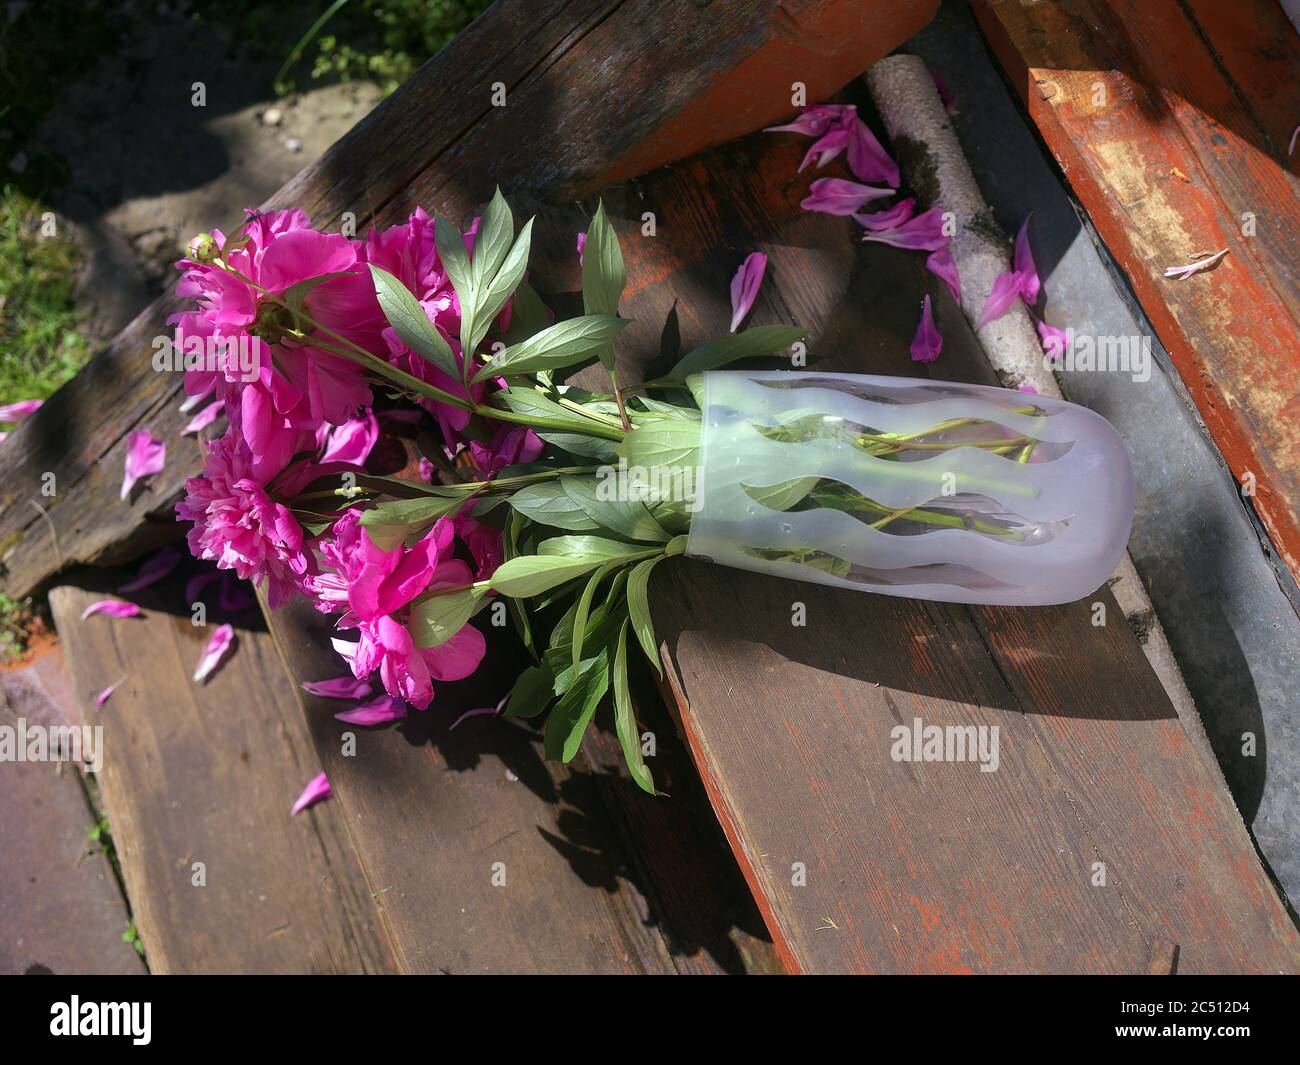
489;554;605;598
560;475;670;543
359;496;462;551
508;482;600;531
504;663;555;719
367;264;460;381
475;314;630;382
537;535;658;562
665;324;807;381
615;417;701;470
627;556;664;676
434;213;475;354
490;388;624;440
544;649;610;762
410;585;484;648
471;187;513;291
613;621;657;795
534;431;618;461
571;560;620;671
743;476;820;512
581;200;626;372
500;281;552;347
473;216;533;352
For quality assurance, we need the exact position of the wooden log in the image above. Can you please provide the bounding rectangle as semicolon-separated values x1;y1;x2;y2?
971;0;1300;582
48;570;394;974
0;0;933;602
546;122;1300;972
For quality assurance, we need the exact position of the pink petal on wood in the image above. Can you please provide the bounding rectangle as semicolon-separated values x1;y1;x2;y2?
797;126;850;171
121;428;166;500
334;695;407;726
95;676;127;709
854;197;916;231
303;676;374;699
764;104;854;137
800;177;893;216
193;623;235;682
1163;248;1228;280
0;399;42;423
846;117;900;188
117;545;184;593
909;295;943;363
80;600;142;621
290;772;331;816
729;252;767;333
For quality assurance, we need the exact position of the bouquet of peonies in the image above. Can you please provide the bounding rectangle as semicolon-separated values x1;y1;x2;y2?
174;186;1132;795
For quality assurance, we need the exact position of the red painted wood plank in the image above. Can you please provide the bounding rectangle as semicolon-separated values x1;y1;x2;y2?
972;0;1300;580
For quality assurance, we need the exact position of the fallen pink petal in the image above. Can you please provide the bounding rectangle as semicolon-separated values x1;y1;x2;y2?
855;197;915;231
846;117;900;188
181;400;224;436
729;252;767;333
976;270;1027;328
303;676;375;700
1163;248;1229;280
291;772;331;816
0;399;42;423
185;570;224;606
797;126;851;172
926;247;961;304
118;545;184;593
576;231;586;265
80;600;142;621
121;428;166;500
861;207;949;252
193;623;235;683
764;104;853;137
800;177;893;217
334;695;407;726
1013;215;1040;306
1033;313;1071;363
909;294;943;363
95;677;127;709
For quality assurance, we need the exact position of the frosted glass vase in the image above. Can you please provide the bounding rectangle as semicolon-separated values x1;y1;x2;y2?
685;370;1134;606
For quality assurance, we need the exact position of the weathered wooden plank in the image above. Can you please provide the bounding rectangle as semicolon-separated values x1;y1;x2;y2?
971;0;1300;580
48;571;394;974
0;0;932;601
1;647;145;975
551;121;1300;972
258;595;772;974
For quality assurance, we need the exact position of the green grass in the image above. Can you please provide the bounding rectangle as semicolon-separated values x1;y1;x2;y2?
0;185;87;409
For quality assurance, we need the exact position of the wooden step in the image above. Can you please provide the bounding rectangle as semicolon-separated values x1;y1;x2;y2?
1;648;145;976
259;596;780;974
48;569;394;973
549;121;1300;973
972;0;1300;582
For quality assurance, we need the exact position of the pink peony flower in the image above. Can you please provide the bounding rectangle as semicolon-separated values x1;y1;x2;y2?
468;424;542;480
312;512;485;709
362;207;499;450
173;209;383;466
177;427;314;608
